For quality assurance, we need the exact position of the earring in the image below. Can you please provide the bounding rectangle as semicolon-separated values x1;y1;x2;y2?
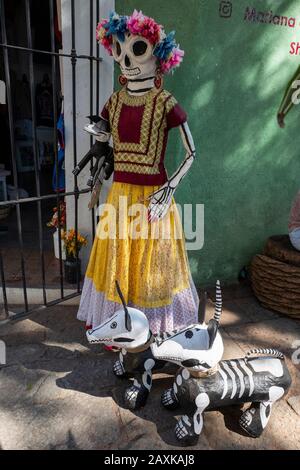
154;72;163;89
118;75;128;87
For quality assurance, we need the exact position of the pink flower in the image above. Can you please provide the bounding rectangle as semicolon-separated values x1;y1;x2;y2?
127;10;143;35
160;47;184;74
96;19;113;55
127;10;161;45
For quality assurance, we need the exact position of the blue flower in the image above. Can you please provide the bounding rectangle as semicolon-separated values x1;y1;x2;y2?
153;31;177;60
106;12;128;42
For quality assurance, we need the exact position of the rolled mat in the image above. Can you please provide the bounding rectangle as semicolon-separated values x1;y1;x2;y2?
251;254;300;319
263;234;300;267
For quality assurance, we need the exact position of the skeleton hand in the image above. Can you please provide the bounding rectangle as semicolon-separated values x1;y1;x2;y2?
147;180;175;223
113;359;126;378
161;387;179;410
175;415;200;445
124;380;149;410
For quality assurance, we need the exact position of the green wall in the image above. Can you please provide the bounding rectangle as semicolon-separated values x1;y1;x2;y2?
115;0;300;285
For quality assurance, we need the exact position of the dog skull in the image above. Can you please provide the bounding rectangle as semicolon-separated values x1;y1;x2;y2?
86;306;150;350
151;324;224;372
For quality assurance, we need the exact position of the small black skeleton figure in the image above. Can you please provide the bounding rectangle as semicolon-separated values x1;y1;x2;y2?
152;287;292;445
86;282;215;410
73;116;114;209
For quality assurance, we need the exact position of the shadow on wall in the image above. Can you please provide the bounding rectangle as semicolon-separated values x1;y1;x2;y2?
116;0;300;284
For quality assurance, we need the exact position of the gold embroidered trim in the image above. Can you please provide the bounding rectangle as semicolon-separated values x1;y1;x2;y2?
108;88;177;176
114;162;158;174
119;87;160;106
165;95;177;114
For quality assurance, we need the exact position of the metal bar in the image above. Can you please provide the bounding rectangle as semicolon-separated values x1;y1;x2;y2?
25;0;47;307
96;0;100;113
3;292;81;324
93;0;101;239
0;43;102;61
71;0;80;293
0;251;9;319
0;0;28;312
95;0;100;240
50;0;64;298
90;0;95;239
0;188;91;207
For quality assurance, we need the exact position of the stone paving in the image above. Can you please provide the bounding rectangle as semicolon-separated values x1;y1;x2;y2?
0;286;300;450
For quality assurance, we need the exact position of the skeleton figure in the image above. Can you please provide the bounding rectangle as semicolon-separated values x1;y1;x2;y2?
94;11;195;222
77;10;200;339
86;281;219;410
153;291;292;446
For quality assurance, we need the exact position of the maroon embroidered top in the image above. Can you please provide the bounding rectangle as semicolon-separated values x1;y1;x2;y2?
100;88;187;186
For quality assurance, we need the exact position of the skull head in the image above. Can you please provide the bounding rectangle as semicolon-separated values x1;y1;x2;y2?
86;281;151;350
112;33;158;80
151;281;224;372
151;324;224;372
86;306;150;350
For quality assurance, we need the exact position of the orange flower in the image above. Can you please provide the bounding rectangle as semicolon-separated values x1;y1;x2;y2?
62;228;88;258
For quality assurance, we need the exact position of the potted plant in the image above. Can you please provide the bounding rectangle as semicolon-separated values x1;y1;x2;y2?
62;229;87;284
47;202;66;260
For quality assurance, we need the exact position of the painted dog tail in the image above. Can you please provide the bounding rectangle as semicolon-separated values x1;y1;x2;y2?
214;280;222;324
246;348;285;360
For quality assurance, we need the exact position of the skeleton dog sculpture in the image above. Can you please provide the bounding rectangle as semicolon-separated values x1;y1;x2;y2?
86;281;220;410
86;281;167;409
152;287;292;445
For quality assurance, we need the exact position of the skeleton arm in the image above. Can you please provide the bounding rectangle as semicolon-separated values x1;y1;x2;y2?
148;122;196;222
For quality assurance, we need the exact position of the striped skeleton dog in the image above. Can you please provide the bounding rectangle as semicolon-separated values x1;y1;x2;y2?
152;287;292;445
86;281;221;410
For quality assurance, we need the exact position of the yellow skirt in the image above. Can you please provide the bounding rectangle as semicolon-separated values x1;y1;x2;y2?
78;182;199;333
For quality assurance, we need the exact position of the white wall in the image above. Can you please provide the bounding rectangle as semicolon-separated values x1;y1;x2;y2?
61;0;114;269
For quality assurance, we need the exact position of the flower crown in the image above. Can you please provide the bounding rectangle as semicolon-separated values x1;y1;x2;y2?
96;10;184;74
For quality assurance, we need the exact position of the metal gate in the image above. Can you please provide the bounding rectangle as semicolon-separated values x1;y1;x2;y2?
0;0;102;322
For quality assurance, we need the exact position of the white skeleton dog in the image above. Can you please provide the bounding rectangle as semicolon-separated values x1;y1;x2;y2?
86;281;221;410
86;281;291;443
152;290;292;445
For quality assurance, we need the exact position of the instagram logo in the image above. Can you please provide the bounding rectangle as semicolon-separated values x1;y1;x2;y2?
219;1;233;18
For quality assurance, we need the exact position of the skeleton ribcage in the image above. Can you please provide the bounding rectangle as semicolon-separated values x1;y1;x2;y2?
217;359;267;404
177;357;290;408
212;358;290;406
